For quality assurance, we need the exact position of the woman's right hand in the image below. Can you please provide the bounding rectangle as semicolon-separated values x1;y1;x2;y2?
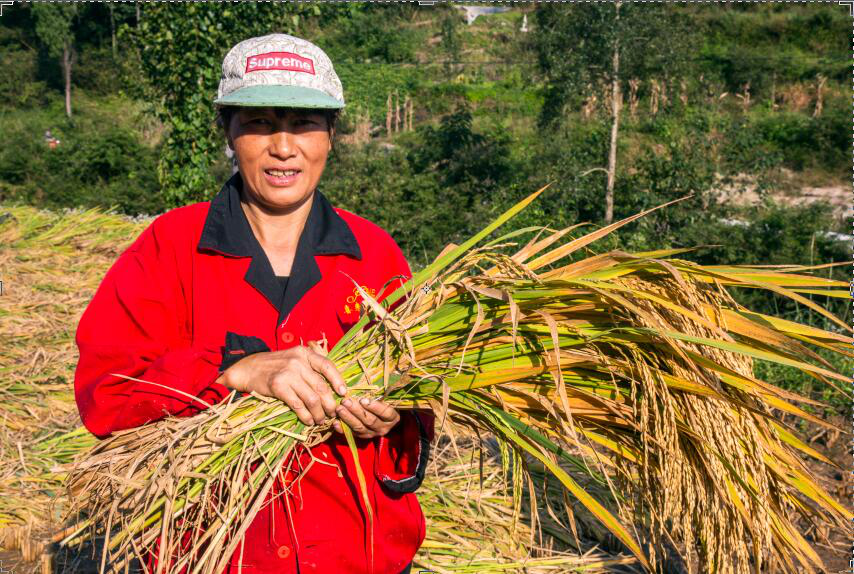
216;346;347;426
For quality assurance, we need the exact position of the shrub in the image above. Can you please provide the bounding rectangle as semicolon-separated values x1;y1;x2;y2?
323;5;421;65
75;44;123;95
720;110;849;173
0;47;49;108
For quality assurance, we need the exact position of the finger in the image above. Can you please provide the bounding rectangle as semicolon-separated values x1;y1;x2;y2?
307;352;347;396
302;367;338;418
343;398;379;430
277;386;314;426
291;379;327;425
336;400;368;434
361;397;400;423
307;340;327;356
332;420;343;434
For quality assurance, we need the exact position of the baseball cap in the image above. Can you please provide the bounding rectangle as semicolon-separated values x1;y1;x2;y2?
215;33;345;109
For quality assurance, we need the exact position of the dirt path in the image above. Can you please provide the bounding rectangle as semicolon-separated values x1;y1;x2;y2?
713;171;852;220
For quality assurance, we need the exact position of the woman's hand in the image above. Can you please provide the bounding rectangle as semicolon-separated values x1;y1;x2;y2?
216;347;400;437
217;346;347;426
333;397;401;440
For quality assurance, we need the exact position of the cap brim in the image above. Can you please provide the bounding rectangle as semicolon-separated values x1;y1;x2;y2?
214;85;344;109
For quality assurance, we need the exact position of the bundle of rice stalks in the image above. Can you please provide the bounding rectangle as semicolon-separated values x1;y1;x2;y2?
59;189;851;574
1;420;634;573
0;204;632;572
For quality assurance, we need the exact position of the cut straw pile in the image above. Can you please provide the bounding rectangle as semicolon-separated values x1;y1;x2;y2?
55;188;851;574
0;205;153;531
415;434;639;573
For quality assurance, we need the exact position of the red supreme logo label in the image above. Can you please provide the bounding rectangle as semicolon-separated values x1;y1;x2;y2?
245;52;315;74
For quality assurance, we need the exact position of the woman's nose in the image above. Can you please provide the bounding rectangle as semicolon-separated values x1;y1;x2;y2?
270;129;296;158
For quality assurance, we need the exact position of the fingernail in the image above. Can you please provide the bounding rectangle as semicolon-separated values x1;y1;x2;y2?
360;397;369;406
342;399;352;407
338;386;347;395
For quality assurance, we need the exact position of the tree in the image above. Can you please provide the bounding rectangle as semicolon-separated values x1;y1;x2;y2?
532;3;695;223
439;8;462;76
406;105;516;245
106;2;116;57
125;2;318;205
32;3;77;118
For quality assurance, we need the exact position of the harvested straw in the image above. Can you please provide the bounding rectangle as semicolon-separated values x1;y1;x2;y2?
58;189;851;574
415;433;640;573
0;521;48;563
0;206;152;534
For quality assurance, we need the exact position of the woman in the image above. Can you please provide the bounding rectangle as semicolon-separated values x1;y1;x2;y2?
74;33;433;574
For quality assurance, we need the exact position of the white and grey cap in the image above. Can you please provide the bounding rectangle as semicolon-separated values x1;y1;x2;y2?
215;33;345;109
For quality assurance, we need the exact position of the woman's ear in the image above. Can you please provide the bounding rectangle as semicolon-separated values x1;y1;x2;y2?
225;110;239;152
226;122;237;154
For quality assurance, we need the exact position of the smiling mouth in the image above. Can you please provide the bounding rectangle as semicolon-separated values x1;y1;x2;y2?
263;169;301;187
265;169;301;177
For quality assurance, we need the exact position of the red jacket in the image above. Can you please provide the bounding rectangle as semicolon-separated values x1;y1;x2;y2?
74;173;434;574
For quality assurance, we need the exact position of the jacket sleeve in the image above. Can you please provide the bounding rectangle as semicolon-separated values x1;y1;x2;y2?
74;219;229;439
220;332;271;373
373;238;436;493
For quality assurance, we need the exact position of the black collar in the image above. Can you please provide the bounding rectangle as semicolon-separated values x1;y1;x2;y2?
198;172;362;325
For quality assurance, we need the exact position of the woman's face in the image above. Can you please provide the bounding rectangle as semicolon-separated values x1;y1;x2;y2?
227;107;332;212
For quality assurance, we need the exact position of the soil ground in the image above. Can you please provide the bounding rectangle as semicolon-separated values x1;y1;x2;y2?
797;415;852;574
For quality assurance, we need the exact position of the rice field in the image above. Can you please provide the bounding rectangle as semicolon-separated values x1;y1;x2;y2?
0;206;149;529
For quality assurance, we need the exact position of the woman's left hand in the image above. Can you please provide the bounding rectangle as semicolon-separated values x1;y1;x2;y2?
333;396;400;439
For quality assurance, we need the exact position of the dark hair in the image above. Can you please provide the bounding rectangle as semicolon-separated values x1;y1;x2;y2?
214;106;339;144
